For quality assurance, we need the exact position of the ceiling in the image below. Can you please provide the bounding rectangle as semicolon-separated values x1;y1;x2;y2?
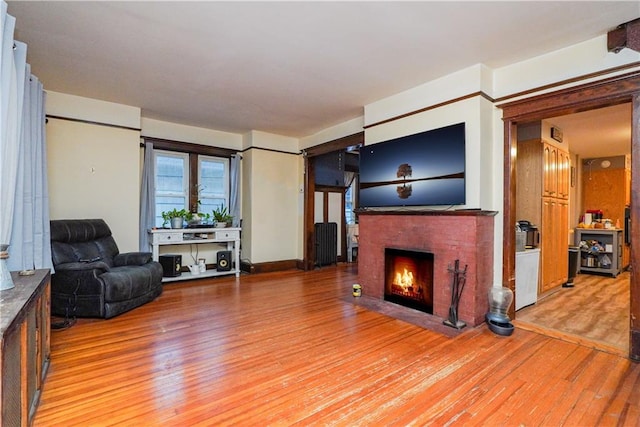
548;103;632;159
6;1;640;146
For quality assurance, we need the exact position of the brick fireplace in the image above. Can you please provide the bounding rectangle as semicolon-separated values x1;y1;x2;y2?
357;210;496;327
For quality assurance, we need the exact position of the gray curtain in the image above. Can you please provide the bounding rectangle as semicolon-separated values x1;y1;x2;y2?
8;70;51;272
139;141;155;251
1;3;51;277
1;13;24;260
344;171;356;191
230;154;241;228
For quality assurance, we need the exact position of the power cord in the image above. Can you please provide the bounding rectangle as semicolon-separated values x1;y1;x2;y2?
51;279;80;330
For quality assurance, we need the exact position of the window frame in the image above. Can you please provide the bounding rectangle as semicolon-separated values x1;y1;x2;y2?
153;150;189;227
145;136;236;223
197;155;230;215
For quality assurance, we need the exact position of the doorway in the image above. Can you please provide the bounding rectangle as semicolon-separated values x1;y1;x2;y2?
302;132;363;270
514;104;632;354
500;71;640;360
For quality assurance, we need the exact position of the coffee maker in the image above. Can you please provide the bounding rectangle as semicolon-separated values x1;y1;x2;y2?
517;220;539;248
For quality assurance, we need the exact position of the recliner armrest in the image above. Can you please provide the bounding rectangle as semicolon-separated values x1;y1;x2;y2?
113;252;153;267
55;261;111;273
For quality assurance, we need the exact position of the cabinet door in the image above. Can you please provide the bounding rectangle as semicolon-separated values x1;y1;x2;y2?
557;200;569;284
541;198;568;293
540;197;556;292
557;150;570;200
1;325;22;426
543;144;558;197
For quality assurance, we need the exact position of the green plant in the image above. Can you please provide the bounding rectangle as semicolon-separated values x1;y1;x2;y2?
161;208;188;227
212;204;233;224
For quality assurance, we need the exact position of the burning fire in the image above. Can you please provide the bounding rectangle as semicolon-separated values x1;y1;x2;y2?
394;268;414;291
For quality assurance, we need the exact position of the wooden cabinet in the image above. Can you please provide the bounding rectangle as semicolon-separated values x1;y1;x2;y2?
540;198;569;292
1;270;51;426
517;139;570;294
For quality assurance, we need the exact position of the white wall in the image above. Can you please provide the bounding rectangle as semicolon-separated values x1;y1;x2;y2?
365;67;502;210
242;131;301;263
46;92;142;252
494;35;640;99
365;64;494;125
142;118;243;149
299;116;364;150
47;91;140;129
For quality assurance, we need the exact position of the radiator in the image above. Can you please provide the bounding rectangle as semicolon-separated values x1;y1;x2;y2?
315;222;338;266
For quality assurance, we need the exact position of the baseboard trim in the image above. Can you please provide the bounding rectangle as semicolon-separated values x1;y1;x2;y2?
241;259;302;274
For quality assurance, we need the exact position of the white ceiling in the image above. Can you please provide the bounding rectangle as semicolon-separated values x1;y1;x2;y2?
548;103;632;160
6;1;640;146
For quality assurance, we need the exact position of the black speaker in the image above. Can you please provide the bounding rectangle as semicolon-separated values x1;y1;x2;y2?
217;251;232;271
159;254;182;277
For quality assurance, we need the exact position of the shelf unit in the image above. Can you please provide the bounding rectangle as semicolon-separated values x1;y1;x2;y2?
575;228;623;277
148;227;241;281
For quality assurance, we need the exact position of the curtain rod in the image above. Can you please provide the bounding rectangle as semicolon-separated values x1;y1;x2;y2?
46;114;141;132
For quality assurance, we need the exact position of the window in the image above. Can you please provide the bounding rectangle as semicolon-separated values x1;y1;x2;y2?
345;177;357;225
154;150;229;227
155;151;188;227
198;156;229;216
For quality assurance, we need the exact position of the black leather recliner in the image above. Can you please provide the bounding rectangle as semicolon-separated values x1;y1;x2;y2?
50;219;163;319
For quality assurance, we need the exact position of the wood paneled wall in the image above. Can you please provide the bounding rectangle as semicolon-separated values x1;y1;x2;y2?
582;166;630;267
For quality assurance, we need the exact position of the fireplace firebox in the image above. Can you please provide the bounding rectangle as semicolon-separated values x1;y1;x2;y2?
384;248;434;314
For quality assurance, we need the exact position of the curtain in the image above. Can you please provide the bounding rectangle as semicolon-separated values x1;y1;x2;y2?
1;8;23;255
8;69;51;272
139;141;155;251
229;154;241;228
1;3;52;276
344;171;356;191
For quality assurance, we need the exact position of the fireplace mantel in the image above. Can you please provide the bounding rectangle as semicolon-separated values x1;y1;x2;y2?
356;208;498;217
357;210;495;327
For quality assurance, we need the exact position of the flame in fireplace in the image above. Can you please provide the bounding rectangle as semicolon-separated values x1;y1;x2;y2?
394;268;414;291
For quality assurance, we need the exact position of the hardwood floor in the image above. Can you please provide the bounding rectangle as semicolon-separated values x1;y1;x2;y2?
35;264;640;426
516;271;630;355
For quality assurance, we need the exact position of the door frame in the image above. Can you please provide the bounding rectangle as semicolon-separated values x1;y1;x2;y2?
302;132;364;270
499;70;640;359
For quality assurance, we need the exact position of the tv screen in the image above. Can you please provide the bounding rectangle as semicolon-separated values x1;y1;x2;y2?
359;123;466;207
315;151;344;187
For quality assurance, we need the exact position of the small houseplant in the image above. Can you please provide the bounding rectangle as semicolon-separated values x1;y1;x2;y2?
212;204;233;228
161;208;188;229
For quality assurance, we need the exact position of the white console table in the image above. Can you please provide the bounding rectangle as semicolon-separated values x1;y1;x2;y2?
148;227;241;281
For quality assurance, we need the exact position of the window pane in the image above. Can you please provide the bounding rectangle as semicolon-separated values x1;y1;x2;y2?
156;156;186;194
155;151;187;227
198;156;228;216
345;180;356;225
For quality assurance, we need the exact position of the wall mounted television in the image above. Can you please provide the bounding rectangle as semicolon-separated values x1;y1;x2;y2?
359;123;466;207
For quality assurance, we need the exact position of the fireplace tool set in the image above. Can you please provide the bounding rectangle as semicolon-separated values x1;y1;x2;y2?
443;259;467;329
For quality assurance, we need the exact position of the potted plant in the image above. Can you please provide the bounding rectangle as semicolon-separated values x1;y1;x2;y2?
200;212;212;225
212;204;233;228
161;208;188;229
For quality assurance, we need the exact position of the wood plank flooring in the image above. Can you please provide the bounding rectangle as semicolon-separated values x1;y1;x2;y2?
516;271;629;355
34;264;640;426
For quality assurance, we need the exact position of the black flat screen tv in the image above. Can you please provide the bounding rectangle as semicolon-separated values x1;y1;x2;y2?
359;123;466;207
